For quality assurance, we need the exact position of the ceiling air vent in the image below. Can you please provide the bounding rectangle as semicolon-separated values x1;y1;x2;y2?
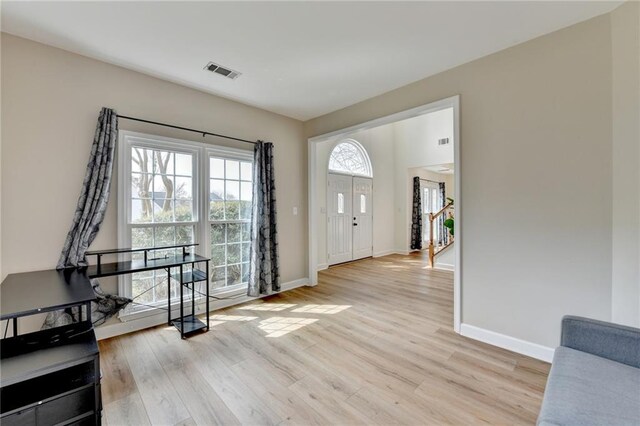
204;62;241;80
438;138;450;146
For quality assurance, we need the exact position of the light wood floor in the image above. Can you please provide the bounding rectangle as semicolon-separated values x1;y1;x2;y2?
99;253;550;425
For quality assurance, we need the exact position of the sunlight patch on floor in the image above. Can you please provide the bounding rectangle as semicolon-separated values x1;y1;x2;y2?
258;317;318;337
204;314;258;328
210;314;257;321
238;303;297;312
380;264;410;270
291;304;351;314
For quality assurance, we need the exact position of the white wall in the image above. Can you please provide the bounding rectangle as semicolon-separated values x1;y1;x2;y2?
435;244;455;271
611;0;640;327
316;125;396;268
394;108;454;168
306;13;615;349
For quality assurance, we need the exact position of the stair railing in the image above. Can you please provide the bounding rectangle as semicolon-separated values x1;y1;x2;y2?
428;201;454;268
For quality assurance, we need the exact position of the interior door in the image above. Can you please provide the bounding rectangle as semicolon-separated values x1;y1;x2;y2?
352;177;373;260
327;173;353;265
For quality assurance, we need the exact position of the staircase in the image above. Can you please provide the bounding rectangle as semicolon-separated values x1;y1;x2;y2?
428;201;454;268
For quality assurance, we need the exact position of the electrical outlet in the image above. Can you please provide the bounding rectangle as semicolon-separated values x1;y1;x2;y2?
293;207;298;216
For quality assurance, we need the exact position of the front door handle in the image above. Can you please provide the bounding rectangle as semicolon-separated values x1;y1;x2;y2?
353;223;358;226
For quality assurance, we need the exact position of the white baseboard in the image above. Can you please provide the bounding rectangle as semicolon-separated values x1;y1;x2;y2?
95;278;309;340
460;323;555;363
319;251;403;267
395;249;411;255
281;278;311;290
373;249;396;258
434;262;454;271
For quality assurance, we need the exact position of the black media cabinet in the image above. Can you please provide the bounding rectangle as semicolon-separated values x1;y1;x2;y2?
0;244;210;425
0;269;101;425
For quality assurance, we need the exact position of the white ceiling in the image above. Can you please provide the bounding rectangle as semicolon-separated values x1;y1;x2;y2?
423;164;455;175
1;1;622;121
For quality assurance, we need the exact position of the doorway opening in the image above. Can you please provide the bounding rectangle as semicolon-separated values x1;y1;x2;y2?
308;95;461;332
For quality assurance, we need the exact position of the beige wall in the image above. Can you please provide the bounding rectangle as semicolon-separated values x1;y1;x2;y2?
611;0;640;327
1;34;307;293
306;14;615;348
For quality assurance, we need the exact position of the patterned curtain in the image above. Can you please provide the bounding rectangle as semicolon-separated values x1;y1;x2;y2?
410;177;422;250
438;182;447;245
248;141;280;297
43;108;130;328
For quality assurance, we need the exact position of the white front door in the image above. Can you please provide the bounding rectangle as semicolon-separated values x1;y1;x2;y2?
328;173;373;265
327;173;353;265
352;177;373;260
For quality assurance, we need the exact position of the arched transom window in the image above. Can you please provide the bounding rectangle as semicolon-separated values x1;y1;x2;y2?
328;139;373;177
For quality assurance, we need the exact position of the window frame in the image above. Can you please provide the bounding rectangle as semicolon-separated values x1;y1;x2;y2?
117;131;253;320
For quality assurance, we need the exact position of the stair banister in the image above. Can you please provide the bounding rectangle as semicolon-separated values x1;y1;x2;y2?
428;201;454;268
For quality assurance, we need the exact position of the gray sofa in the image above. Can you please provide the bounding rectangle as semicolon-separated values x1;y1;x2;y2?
538;316;640;426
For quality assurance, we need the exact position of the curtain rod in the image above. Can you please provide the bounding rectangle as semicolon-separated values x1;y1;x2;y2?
117;114;258;145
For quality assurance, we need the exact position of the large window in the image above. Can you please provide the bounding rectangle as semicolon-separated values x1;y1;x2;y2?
118;132;253;316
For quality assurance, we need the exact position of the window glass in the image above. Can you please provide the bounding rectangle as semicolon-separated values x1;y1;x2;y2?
129;146;196;306
209;157;253;290
328;140;372;177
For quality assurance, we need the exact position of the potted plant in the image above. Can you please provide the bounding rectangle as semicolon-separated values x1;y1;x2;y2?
444;198;454;236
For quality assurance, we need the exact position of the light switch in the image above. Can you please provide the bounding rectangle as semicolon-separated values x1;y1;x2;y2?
293;207;298;216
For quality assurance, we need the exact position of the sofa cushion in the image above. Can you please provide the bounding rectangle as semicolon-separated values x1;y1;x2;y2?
538;347;640;426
